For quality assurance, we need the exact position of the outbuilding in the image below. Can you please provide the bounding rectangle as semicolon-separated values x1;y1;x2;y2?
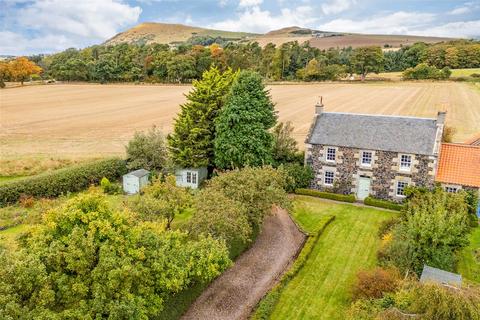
123;169;150;194
175;167;208;189
420;265;462;287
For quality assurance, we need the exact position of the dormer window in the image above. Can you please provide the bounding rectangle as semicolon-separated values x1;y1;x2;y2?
326;147;336;162
400;154;412;171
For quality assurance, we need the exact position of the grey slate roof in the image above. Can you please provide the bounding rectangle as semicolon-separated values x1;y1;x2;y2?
420;265;462;287
125;169;150;178
307;112;439;155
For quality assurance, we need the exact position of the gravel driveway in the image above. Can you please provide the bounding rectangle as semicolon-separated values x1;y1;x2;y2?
181;207;306;320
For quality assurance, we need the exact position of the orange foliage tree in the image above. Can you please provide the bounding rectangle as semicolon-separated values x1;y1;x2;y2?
9;57;42;85
0;61;11;87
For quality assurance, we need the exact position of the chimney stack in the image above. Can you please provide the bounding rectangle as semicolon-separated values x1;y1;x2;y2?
315;96;324;115
437;111;446;125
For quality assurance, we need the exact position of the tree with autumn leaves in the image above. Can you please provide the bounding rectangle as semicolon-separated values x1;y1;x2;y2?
0;57;42;86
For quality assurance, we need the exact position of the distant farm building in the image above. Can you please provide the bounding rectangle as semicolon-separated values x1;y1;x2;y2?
175;167;208;189
123;169;150;194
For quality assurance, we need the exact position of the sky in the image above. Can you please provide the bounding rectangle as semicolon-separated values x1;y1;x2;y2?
1;0;479;55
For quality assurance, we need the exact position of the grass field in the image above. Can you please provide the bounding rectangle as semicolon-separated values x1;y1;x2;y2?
373;68;480;80
457;226;480;284
269;196;394;320
1;81;479;166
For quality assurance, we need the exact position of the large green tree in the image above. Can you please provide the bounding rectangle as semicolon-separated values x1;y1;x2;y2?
349;46;384;80
0;192;230;319
214;70;277;169
168;67;237;168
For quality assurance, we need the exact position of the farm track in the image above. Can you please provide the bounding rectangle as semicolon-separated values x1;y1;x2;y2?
181;207;305;320
0;82;479;158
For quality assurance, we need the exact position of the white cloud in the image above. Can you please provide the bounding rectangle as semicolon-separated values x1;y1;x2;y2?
414;20;480;38
321;0;356;15
0;0;142;55
449;7;469;15
239;0;263;7
318;11;436;34
209;5;316;33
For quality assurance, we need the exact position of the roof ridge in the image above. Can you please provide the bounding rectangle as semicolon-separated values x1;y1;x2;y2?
323;111;437;121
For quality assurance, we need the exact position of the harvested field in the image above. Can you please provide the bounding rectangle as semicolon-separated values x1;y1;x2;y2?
181;207;305;320
1;82;479;159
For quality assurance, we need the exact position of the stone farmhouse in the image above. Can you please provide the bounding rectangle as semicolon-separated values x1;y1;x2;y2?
304;101;445;202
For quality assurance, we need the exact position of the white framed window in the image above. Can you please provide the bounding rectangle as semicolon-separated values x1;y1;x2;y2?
192;172;197;184
399;154;412;171
396;181;408;197
445;186;458;193
186;172;192;183
326;147;336;162
324;171;334;186
361;151;373;166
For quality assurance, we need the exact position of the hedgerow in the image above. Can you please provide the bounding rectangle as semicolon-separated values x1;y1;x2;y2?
295;188;356;203
0;158;127;206
364;196;404;211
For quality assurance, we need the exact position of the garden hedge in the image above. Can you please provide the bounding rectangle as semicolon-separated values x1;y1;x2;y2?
0;158;127;206
295;188;356;203
364;196;404;211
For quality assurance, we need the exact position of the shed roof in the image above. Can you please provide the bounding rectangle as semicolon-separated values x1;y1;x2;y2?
420;265;462;287
436;143;480;188
307;112;439;155
125;169;150;178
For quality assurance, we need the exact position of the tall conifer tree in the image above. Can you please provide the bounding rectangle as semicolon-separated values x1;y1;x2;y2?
214;70;277;169
168;67;237;168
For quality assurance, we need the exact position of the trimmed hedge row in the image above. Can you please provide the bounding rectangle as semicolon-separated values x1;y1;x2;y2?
252;215;336;319
295;188;356;203
364;196;404;211
0;158;127;206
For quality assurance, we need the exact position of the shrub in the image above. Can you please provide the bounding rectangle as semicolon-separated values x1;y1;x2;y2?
378;217;400;238
471;73;480;78
352;267;401;300
99;177;122;195
18;194;35;208
295;188;356;203
0;158;127;206
364;196;404;211
402;63;451;80
282;163;313;192
125;126;167;171
442;125;457;143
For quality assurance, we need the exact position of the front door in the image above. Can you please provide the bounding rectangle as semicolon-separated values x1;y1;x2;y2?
357;177;371;200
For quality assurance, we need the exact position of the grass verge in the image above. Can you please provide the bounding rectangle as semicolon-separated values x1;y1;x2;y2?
457;226;480;284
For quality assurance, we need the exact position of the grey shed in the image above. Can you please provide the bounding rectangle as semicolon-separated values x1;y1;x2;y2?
420;265;462;287
123;169;150;194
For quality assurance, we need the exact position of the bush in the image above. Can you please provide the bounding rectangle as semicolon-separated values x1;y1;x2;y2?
402;63;451;80
364;196;404;211
295;188;356;203
378;217;400;238
471;73;480;78
352;267;401;300
99;177;122;195
282;163;313;192
0;158;127;206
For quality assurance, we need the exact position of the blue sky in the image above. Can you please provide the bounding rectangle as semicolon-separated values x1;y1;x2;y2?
1;0;479;55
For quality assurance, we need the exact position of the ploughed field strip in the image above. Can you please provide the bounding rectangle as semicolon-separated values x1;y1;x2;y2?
181;207;305;320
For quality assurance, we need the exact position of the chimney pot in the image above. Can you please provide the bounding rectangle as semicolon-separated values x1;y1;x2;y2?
315;96;324;115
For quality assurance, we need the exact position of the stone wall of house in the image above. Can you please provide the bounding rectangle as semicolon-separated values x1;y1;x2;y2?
307;144;437;202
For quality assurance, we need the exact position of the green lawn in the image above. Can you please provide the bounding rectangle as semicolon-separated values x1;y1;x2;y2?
457;226;480;284
269;196;394;320
451;68;480;77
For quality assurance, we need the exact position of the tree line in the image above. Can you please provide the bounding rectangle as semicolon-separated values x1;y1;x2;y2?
1;39;478;85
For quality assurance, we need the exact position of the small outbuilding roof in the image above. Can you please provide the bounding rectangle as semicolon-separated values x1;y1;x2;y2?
436;143;480;188
420;265;462;287
125;169;150;178
307;112;441;155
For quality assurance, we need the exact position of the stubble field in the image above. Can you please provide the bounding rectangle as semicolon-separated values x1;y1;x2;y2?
1;82;479;161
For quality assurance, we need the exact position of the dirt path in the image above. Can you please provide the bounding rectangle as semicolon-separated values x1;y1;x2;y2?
181;207;306;320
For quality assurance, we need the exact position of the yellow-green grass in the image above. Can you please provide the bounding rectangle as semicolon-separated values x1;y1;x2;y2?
269;195;395;320
372;68;480;81
0;224;32;250
451;68;480;77
457;226;480;284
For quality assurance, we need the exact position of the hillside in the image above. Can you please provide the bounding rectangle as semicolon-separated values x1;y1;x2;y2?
105;22;258;46
106;22;456;49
